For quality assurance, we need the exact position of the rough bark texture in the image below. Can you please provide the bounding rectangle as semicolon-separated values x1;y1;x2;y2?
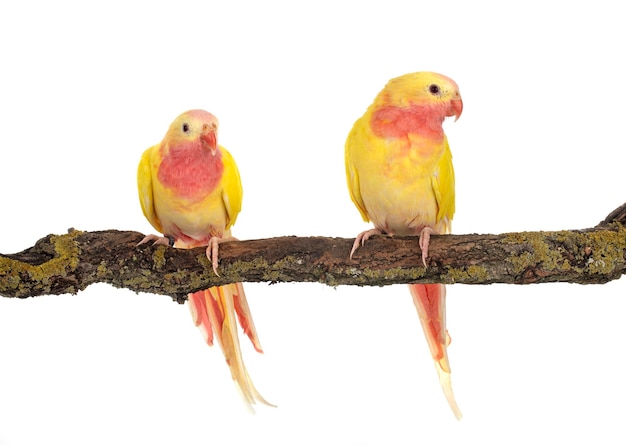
1;203;625;303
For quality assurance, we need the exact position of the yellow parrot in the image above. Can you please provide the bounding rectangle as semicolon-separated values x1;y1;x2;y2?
137;109;271;410
345;72;463;419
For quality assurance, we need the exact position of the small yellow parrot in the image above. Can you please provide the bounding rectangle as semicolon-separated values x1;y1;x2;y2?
345;72;463;419
137;109;271;410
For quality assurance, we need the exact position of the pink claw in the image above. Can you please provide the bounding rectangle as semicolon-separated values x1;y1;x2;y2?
418;227;436;267
137;234;173;247
206;237;221;276
350;228;383;259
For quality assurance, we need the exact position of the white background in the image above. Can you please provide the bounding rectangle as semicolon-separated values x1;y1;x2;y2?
1;1;625;444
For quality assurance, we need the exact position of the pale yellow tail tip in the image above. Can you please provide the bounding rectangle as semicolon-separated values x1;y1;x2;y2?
233;368;276;413
437;368;462;420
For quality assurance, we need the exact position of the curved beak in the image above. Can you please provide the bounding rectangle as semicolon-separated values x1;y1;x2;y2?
201;123;218;156
450;96;463;122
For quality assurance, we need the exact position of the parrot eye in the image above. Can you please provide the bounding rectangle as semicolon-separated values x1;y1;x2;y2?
182;123;190;133
428;84;441;95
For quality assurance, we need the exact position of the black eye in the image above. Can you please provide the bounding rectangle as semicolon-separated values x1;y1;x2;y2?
429;84;440;95
182;123;190;133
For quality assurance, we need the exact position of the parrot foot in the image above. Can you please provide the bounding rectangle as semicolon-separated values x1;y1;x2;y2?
418;227;437;267
206;236;238;276
136;233;175;247
350;228;383;259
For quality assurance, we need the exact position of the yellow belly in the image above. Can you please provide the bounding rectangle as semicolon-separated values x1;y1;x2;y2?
154;182;228;244
361;170;438;235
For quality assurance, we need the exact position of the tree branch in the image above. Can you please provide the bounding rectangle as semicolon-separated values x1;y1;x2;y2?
2;203;625;302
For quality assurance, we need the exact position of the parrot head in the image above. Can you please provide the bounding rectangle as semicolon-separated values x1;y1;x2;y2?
164;109;219;156
381;71;463;121
368;72;462;140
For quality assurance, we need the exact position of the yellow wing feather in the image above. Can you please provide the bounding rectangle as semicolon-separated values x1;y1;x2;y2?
137;145;163;234
218;146;243;231
432;138;455;234
345;117;370;223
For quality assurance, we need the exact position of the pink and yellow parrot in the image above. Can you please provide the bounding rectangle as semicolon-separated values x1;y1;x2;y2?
137;109;271;410
345;72;463;419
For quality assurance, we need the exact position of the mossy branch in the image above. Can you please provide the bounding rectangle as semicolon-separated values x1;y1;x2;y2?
2;203;625;303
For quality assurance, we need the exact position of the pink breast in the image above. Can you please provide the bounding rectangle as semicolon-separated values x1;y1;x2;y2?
157;143;224;199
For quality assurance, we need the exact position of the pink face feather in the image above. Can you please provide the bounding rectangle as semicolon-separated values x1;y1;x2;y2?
370;99;463;141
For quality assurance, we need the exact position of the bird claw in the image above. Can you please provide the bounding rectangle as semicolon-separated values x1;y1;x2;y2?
137;233;175;247
351;227;436;268
418;227;436;267
205;236;238;276
350;228;383;259
206;238;221;276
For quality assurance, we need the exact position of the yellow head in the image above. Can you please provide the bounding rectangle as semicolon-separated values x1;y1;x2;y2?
162;109;220;156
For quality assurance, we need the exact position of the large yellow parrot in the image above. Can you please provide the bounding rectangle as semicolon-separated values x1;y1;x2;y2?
345;72;463;419
137;109;271;410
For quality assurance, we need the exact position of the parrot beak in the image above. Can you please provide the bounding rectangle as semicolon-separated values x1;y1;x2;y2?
450;97;463;122
201;123;218;156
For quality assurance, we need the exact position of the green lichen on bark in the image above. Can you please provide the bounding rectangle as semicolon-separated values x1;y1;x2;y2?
503;231;571;274
152;247;168;270
581;228;626;275
445;264;490;284
501;224;626;284
0;229;83;297
1;204;625;300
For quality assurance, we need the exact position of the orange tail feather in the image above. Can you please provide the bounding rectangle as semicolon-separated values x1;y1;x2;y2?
188;283;273;411
409;283;462;420
231;283;263;353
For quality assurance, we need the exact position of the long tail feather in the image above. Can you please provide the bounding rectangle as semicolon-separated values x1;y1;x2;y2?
188;284;273;411
231;283;263;353
409;283;462;420
188;289;215;346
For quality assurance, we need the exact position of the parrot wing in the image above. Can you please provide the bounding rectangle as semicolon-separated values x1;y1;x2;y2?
345;118;371;223
137;145;163;234
432;140;455;234
219;147;243;231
